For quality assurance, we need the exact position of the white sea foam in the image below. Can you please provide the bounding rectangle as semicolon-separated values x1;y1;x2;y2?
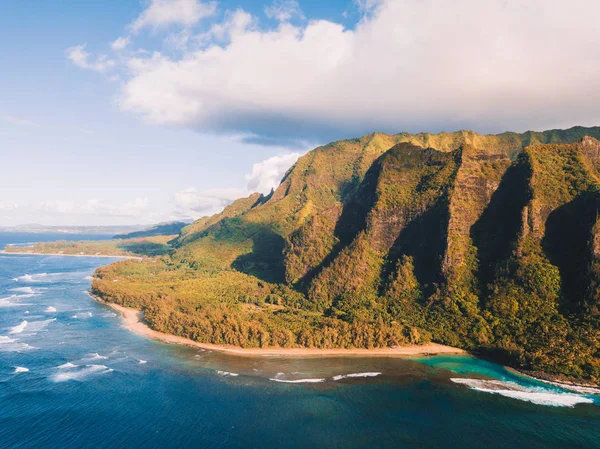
0;335;36;352
51;364;113;383
84;275;94;280
270;377;325;383
58;362;78;369
450;378;594;407
533;378;600;395
85;353;108;361
14;366;29;373
72;312;93;319
24;318;55;333
216;370;239;377
138;360;147;364
9;287;35;294
45;306;57;313
14;273;47;283
332;372;382;381
9;320;28;334
0;296;31;308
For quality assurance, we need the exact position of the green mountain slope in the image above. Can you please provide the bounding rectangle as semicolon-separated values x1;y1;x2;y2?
92;126;600;382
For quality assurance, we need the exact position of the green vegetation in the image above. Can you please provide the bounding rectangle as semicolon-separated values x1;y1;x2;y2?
90;126;600;382
5;235;174;258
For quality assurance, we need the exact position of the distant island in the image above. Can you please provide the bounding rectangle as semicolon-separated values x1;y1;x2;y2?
11;126;600;385
0;220;191;236
4;235;174;258
113;222;188;240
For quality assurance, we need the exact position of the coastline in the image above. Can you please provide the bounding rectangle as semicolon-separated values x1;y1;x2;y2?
94;296;465;358
0;250;142;260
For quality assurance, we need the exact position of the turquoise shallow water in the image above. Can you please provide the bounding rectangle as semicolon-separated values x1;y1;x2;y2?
1;233;599;449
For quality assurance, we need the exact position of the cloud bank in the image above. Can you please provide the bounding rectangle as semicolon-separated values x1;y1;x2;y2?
108;0;600;143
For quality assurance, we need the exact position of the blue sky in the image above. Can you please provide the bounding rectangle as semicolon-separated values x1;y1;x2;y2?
2;0;600;226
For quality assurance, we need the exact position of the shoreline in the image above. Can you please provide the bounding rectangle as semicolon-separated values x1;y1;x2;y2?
94;297;465;358
0;250;142;260
90;294;600;389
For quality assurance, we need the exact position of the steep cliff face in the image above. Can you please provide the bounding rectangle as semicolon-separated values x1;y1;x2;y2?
93;128;600;381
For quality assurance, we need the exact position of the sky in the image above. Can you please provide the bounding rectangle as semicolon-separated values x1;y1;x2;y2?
1;0;600;226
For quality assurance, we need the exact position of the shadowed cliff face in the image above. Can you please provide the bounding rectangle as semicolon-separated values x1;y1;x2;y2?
93;129;600;381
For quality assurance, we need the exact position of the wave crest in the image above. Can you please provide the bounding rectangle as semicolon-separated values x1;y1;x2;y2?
451;378;594;407
51;364;113;383
332;372;381;381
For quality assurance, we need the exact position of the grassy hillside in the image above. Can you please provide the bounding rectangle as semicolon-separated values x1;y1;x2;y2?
92;126;600;382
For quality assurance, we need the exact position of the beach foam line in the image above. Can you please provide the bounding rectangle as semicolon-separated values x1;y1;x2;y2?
216;370;239;377
332;372;382;381
451;378;593;407
50;364;113;383
9;320;28;334
14;366;29;374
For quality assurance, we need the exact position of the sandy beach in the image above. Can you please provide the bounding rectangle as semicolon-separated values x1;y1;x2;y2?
100;299;465;358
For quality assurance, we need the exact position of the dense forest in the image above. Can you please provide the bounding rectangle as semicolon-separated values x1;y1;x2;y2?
92;127;600;382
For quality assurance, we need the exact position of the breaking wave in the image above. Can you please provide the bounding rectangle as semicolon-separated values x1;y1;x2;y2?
45;306;57;313
270;376;325;384
13;273;47;283
14;366;29;373
216;370;239;377
451;378;594;407
58;362;78;369
0;335;36;352
72;312;93;319
85;353;108;361
51;364;113;383
332;372;381;381
9;320;28;334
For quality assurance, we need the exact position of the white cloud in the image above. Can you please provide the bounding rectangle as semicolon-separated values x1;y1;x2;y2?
1;115;41;127
117;0;600;143
130;0;217;33
173;187;245;217
265;0;304;22
245;153;301;193
173;151;301;218
66;44;115;72
39;198;149;218
111;36;130;51
0;202;19;211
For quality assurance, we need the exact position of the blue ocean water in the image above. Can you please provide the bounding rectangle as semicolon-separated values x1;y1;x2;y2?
0;233;599;448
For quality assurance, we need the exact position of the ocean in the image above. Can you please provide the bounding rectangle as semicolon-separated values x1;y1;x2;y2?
0;232;599;449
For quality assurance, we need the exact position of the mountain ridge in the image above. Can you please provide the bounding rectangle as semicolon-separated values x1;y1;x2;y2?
92;126;600;382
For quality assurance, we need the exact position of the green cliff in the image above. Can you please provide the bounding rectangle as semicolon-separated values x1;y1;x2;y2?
92;126;600;382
